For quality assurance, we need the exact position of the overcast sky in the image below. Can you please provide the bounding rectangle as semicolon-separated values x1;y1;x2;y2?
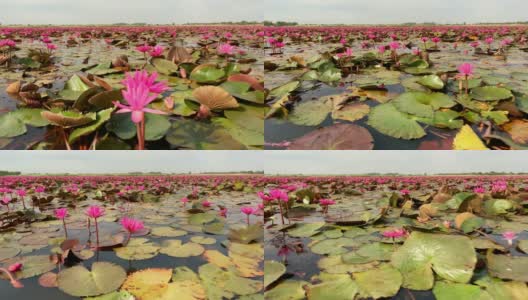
264;0;528;24
0;151;265;174
0;0;263;25
2;0;525;25
264;151;528;175
0;151;526;175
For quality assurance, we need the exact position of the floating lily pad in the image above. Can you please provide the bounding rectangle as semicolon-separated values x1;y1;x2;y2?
57;262;126;297
470;86;513;101
160;240;204;257
367;103;426;139
288;123;374;150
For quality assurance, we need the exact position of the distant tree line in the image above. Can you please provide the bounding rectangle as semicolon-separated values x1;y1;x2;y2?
263;21;299;27
0;170;21;176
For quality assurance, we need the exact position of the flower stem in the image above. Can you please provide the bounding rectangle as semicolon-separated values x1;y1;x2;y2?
246;215;250;226
278;202;285;225
94;218;100;248
62;219;68;238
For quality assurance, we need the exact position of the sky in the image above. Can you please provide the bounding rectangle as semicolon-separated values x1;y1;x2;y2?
0;151;526;175
264;151;528;175
0;0;264;25
1;0;526;25
0;151;265;174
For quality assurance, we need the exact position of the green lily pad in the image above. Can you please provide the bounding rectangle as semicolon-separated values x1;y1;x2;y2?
307;273;358;300
417;75;445;90
151;226;187;237
392;92;455;118
310;237;358;255
165;119;246;150
114;238;160;260
287;222;325;237
264;280;306;300
189;64;225;84
0;113;27;138
470;86;513;101
391;232;476;290
11;108;50;127
152;58;179;75
288;100;332;126
59;74;91;101
269;81;300;99
433;281;491;300
68;108;113;143
355;265;402;299
57;262;126;297
199;263;263;297
487;251;528;282
160;240;204;257
264;260;286;288
367;103;426;139
1;255;56;279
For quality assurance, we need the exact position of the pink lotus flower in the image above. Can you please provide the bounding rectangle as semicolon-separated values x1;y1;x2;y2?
181;197;189;204
219;208;227;217
431;37;441;44
136;44;152;53
421;37;429;43
319;199;335;206
378;45;386;54
269;189;288;202
241;206;256;225
114;71;168;124
485;37;494;45
1;196;10;205
35;186;45;193
473;186;485;194
54;208;68;219
17;189;26;197
470;41;480;48
382;228;407;239
443;220;451;229
202;200;212;208
217;43;236;56
458;63;474;77
257;191;273;202
400;189;410;196
46;43;57;51
337;48;353;58
149;45;164;57
86;205;104;219
7;263;22;273
502;231;517;246
121;217;144;236
241;206;256;215
389;41;400;50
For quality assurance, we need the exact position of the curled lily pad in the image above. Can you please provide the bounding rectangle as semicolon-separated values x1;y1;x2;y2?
68;108;114;143
59;74;91;101
288;123;374;150
41;110;96;128
57;262;126;297
470;86;513;101
417;75;445;90
192;86;239;110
